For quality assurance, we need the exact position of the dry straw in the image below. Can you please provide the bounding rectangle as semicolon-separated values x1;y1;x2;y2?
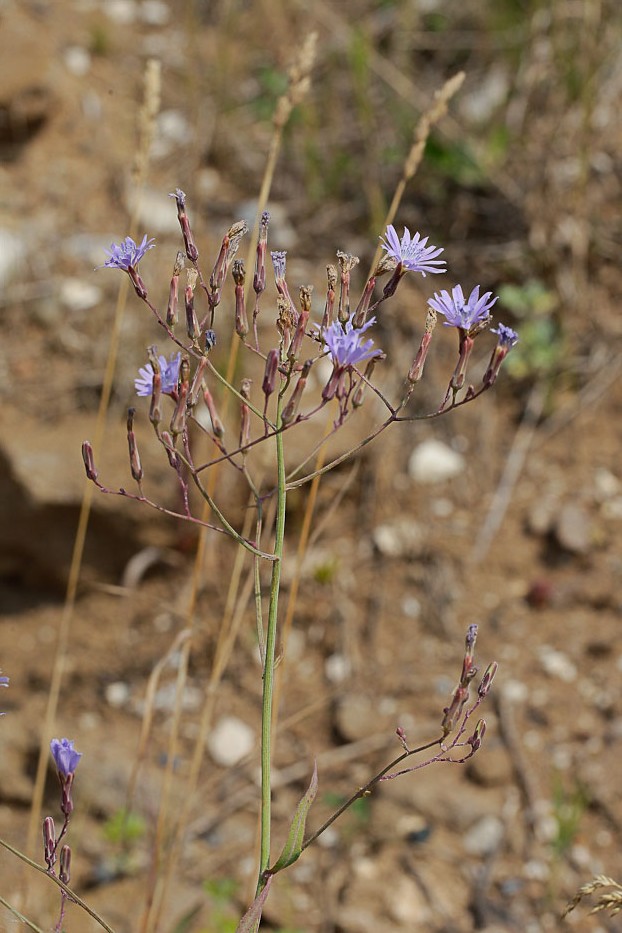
23;58;162;890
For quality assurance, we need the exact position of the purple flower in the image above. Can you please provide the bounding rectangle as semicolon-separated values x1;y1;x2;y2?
380;225;446;277
102;235;155;271
428;285;497;332
321;315;381;368
135;352;181;397
50;738;82;777
0;672;7;717
491;322;519;348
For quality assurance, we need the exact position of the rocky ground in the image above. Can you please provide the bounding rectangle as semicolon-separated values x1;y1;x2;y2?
1;1;622;931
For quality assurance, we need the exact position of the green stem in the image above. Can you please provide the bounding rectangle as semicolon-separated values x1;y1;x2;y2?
257;392;287;891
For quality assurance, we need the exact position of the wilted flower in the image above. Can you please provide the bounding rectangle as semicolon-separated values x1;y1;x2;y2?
491;322;519;348
321;315;381;369
50;738;82;777
102;235;155;271
428;285;497;332
135;353;181;397
380;225;446;277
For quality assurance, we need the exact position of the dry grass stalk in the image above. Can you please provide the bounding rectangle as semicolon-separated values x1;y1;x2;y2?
23;56;162;892
562;875;622;919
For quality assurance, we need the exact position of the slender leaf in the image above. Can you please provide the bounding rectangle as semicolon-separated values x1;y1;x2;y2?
269;761;318;874
235;875;272;933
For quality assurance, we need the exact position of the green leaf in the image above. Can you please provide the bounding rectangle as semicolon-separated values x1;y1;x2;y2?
235;875;273;933
269;762;318;874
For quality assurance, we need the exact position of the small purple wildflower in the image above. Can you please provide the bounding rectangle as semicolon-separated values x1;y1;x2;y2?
428;285;497;332
135;352;181;397
321;315;381;368
380;225;446;277
50;738;82;777
0;672;8;716
102;235;155;271
491;322;519;348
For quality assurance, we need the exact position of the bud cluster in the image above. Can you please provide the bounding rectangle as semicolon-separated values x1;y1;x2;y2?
88;194;519;556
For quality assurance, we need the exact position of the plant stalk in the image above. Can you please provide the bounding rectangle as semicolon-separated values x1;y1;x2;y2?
257;392;287;890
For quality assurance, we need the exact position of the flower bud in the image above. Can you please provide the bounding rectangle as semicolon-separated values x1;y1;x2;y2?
126;408;143;483
43;816;56;870
478;661;498;698
81;442;98;482
59;844;72;885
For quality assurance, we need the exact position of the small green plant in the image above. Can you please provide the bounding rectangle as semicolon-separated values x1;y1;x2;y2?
550;774;589;858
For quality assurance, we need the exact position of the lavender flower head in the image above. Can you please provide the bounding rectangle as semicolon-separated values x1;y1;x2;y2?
135;352;181;397
380;225;446;277
428;285;497;332
102;235;155;271
491;322;519;348
0;671;8;716
321;315;381;368
50;738;82;777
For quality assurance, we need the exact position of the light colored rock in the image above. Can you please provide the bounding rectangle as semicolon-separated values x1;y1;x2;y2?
463;814;504;856
537;645;577;682
63;46;91;76
408;439;465;484
555;503;591;554
140;0;171;25
59;277;102;312
373;518;424;558
0;228;25;288
105;682;131;708
207;716;255;767
324;653;350;684
105;0;137;24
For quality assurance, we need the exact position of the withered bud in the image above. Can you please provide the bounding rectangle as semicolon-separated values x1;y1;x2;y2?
373;253;397;277
233;259;249;338
408;309;437;384
166;251;184;326
322;264;337;328
276;294;296;354
336;251;360;275
299;285;313;315
203;385;225;438
161;431;180;469
210;221;249;295
290;289;312;360
262;348;280;397
352;275;376;328
170;368;190;436
254;211;270;296
179;354;191;385
187;357;208;410
337;251;359;324
126;407;143;483
169;189;199;262
185;268;200;340
59;844;72;885
239;377;252;450
478;661;498;698
147;345;162;425
352;353;384;409
281;359;311;425
81;441;98;482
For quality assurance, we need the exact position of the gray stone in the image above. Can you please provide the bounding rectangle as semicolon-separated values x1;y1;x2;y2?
555;503;592;554
207;716;255;767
